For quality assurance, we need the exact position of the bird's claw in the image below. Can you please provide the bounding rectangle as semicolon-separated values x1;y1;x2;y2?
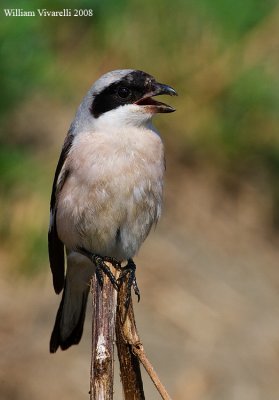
77;248;140;302
118;259;140;308
92;255;119;290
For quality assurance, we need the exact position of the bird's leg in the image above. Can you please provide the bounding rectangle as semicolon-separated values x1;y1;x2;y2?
77;247;120;290
118;258;140;308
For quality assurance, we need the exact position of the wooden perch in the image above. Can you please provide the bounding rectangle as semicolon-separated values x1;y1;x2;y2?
90;262;172;400
90;266;118;400
116;277;172;400
116;292;145;400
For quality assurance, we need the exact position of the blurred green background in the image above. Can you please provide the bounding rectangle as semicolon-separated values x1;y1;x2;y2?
1;1;279;399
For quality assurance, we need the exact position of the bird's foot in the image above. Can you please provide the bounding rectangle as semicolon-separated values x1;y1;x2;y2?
92;255;120;290
77;247;120;290
118;259;140;308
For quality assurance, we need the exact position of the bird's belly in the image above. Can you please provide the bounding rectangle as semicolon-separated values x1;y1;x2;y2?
56;128;164;260
56;171;163;260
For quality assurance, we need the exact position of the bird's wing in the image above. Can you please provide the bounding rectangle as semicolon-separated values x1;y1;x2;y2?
48;132;73;294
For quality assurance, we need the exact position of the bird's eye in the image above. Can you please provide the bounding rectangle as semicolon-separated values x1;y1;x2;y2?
117;86;131;99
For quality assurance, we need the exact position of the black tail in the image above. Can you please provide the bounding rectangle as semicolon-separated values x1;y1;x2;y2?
50;252;94;353
49;284;89;352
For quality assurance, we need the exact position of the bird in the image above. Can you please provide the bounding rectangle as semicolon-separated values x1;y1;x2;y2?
48;69;177;353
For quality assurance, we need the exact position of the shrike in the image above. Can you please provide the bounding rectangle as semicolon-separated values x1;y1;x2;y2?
48;69;177;353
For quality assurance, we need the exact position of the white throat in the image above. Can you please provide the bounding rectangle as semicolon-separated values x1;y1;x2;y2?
92;104;154;132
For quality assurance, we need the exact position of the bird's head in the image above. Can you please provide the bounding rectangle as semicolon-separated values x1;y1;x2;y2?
73;69;177;132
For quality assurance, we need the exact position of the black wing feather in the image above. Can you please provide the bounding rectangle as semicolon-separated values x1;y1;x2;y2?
48;133;73;294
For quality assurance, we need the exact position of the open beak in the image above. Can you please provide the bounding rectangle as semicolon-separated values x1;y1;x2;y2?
135;82;177;113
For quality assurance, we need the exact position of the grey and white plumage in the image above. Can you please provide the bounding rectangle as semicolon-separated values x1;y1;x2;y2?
48;69;177;352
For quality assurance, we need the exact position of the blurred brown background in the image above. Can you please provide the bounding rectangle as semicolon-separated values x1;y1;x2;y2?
1;1;279;399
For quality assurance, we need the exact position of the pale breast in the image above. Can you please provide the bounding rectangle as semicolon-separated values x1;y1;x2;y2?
56;127;165;259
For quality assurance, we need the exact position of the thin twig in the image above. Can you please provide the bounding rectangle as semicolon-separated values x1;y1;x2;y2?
117;278;172;400
90;264;118;400
132;344;172;400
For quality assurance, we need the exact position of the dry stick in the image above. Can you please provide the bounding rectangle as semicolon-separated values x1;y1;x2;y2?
117;279;172;400
116;294;145;399
133;344;172;400
90;265;118;400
